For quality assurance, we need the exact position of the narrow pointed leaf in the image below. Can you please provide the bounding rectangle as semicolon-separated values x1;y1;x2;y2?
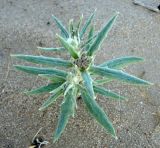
80;88;116;137
72;87;78;116
57;34;79;59
69;19;74;37
81;71;95;98
53;89;74;142
25;83;62;95
39;74;66;82
99;56;144;69
52;15;69;38
81;33;97;49
37;47;65;51
80;10;96;39
39;84;65;111
64;84;73;97
76;14;83;37
86;26;94;50
93;85;126;100
87;13;118;56
11;54;73;67
14;65;67;77
95;78;113;85
89;66;152;85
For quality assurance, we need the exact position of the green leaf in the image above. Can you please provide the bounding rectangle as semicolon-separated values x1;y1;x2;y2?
39;83;65;111
86;26;94;50
81;33;97;49
64;84;73;97
95;57;144;85
99;56;144;69
11;54;73;68
89;66;152;85
52;15;69;38
80;10;96;39
25;83;62;95
95;78;113;85
37;47;65;51
14;65;67;77
53;89;74;142
81;71;95;98
80;87;116;137
72;87;78;116
76;14;83;37
39;74;66;83
57;34;79;59
69;19;74;37
87;13;119;56
93;85;126;100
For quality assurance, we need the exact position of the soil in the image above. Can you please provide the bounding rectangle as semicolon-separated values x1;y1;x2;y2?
0;0;160;148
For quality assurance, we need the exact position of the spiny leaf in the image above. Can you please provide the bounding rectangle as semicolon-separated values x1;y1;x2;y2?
52;15;69;38
99;56;144;69
87;12;119;56
86;26;94;50
39;83;65;111
57;34;79;59
14;65;67;77
37;47;65;51
39;74;66;82
11;54;73;68
93;85;126;100
81;71;95;98
80;87;116;137
53;89;74;142
80;10;96;39
25;83;62;95
89;66;152;85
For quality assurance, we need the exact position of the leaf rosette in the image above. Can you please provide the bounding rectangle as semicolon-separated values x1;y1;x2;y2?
11;10;152;142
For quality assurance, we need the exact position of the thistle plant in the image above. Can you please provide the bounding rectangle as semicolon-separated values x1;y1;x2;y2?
11;11;152;142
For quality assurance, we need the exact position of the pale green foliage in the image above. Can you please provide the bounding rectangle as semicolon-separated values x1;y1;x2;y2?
12;11;152;142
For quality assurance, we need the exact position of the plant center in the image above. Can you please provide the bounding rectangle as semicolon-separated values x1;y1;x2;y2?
73;52;91;71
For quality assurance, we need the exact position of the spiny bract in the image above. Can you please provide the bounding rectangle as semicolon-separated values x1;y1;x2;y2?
11;11;152;142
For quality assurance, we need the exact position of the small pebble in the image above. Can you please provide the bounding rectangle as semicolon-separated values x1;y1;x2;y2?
46;21;50;25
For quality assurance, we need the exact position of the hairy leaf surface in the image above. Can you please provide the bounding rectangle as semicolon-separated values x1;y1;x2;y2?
100;56;144;69
37;47;65;51
14;65;67;77
93;85;126;100
80;10;95;39
52;15;69;38
57;34;79;59
53;89;74;142
81;33;97;49
25;83;62;95
95;78;113;85
90;66;152;85
81;71;95;98
11;54;73;67
87;13;118;56
86;26;94;50
39;84;64;111
80;88;116;137
39;74;66;82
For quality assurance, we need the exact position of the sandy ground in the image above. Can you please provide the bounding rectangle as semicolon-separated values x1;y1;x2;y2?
0;0;160;147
